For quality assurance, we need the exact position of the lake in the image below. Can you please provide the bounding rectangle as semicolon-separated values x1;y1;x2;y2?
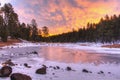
38;46;120;65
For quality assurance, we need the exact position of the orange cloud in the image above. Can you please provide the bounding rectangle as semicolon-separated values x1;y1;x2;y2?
10;0;120;35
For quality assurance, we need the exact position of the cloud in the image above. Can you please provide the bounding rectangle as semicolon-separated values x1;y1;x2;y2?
9;0;120;35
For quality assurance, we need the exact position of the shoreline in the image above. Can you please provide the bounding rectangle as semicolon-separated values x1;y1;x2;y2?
0;42;120;80
102;44;120;48
0;39;120;48
0;39;21;47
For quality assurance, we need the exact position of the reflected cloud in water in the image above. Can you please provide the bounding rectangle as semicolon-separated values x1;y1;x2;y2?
38;46;120;65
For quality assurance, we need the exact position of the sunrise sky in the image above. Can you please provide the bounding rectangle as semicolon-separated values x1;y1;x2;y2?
0;0;120;35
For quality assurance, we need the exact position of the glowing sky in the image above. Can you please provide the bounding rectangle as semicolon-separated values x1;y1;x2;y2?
0;0;120;35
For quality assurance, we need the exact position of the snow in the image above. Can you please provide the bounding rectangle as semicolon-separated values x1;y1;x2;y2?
2;42;120;55
64;44;120;54
0;57;120;80
42;43;120;54
0;42;120;80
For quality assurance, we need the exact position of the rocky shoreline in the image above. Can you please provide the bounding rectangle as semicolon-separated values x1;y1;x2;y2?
0;43;119;80
0;59;112;80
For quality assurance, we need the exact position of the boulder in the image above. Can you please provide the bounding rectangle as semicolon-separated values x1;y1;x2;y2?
0;66;12;77
10;73;32;80
36;66;46;74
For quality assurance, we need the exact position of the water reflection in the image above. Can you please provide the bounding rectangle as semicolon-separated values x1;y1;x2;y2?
38;46;120;64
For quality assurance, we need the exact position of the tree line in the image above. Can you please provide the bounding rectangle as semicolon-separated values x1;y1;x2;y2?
0;3;120;43
0;3;50;42
45;15;120;43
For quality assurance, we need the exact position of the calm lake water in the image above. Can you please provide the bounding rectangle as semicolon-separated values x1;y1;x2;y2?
38;46;120;64
0;46;120;65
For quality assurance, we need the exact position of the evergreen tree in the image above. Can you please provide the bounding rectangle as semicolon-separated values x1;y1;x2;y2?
2;3;19;38
42;26;49;37
0;15;8;42
31;19;38;41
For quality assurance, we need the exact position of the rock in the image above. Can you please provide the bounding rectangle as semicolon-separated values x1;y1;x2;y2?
53;67;57;70
42;65;47;68
100;71;104;74
108;72;111;74
82;69;89;73
52;73;55;75
98;71;104;74
56;66;60;69
32;51;38;54
0;66;12;77
89;71;92;73
49;66;53;68
66;66;72;71
3;59;15;66
36;66;46;74
24;63;28;67
24;63;31;68
10;73;32;80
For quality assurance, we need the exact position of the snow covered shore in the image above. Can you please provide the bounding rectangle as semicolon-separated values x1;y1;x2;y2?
2;42;120;54
0;42;120;80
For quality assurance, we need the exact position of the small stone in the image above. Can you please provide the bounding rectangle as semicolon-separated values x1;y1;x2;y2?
49;66;53;68
82;69;89;73
98;71;104;74
24;63;28;67
56;66;60;69
100;71;104;74
24;63;31;68
66;66;72;71
108;72;111;74
53;67;57;70
32;51;38;54
52;73;55;75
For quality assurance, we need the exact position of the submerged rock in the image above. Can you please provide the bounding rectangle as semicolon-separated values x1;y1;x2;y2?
10;73;32;80
0;66;12;77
